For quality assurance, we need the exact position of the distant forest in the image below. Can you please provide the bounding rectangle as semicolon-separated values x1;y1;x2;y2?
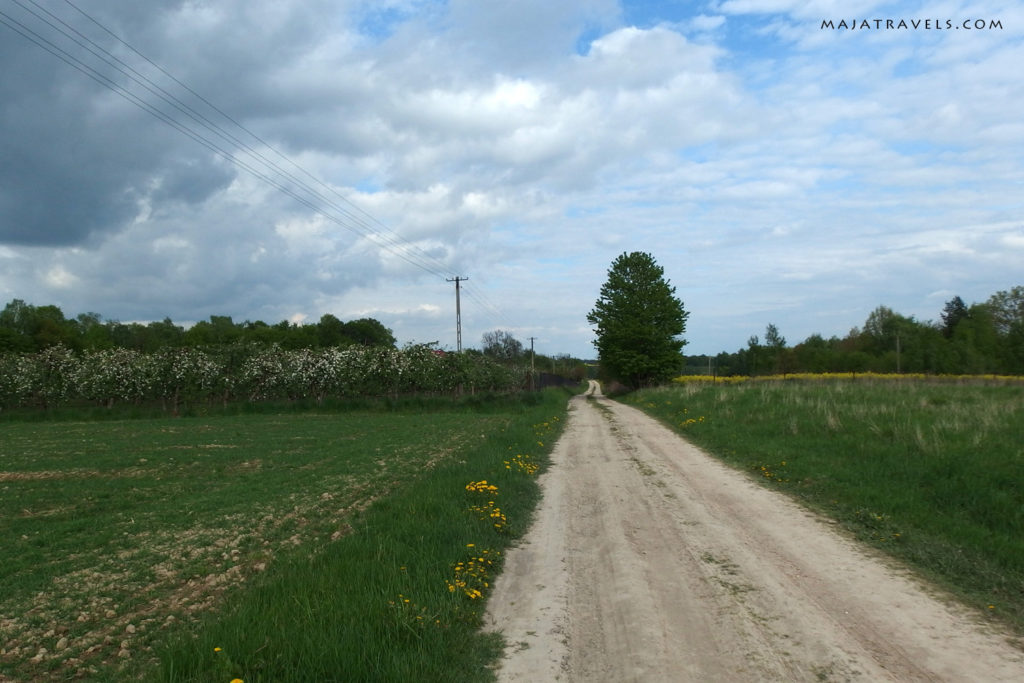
3;285;1022;378
0;299;587;380
687;287;1024;377
0;300;398;353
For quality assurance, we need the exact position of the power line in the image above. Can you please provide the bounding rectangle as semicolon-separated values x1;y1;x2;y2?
65;0;453;280
60;0;453;279
1;6;416;275
461;283;515;331
3;1;521;346
3;0;456;281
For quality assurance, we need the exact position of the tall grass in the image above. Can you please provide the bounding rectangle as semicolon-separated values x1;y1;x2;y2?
624;379;1024;631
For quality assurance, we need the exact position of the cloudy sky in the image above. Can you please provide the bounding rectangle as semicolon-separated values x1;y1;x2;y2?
1;0;1022;358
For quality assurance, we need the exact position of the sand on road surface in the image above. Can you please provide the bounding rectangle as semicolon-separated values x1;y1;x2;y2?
484;380;1024;682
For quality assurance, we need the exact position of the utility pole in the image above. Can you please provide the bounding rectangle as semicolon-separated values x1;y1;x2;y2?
446;276;467;352
529;336;536;391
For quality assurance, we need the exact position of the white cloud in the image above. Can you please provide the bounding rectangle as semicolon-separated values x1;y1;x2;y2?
44;265;79;290
690;14;727;31
0;1;1021;358
1001;232;1024;249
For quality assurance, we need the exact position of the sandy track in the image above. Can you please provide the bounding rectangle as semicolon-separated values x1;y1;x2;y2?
484;381;1024;682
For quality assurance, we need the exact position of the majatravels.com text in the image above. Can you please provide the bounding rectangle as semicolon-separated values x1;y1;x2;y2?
822;18;1003;30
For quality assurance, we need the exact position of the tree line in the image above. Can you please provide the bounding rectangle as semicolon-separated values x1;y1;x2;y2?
689;288;1024;377
0;300;591;378
585;252;1023;390
0;299;397;353
0;300;598;411
0;300;519;411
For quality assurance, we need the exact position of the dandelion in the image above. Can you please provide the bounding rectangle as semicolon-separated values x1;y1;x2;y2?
505;454;539;475
231;679;244;683
214;647;222;653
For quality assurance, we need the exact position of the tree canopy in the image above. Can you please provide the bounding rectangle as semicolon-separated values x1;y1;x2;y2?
686;286;1024;377
481;329;524;361
587;251;688;388
0;299;396;353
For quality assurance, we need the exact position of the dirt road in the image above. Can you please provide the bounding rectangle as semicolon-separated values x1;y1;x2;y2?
484;381;1024;682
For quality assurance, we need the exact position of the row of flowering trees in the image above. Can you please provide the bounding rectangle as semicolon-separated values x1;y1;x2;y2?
0;343;525;411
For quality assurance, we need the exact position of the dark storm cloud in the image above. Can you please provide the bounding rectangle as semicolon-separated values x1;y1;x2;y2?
0;0;350;247
0;0;244;246
149;155;236;206
0;97;238;246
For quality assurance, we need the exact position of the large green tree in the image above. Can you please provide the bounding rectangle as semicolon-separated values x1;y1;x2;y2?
587;251;688;388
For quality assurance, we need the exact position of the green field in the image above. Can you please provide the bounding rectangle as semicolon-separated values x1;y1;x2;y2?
624;378;1024;632
0;391;571;682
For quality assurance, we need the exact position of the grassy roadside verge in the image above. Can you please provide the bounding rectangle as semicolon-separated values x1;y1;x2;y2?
0;389;574;682
622;379;1024;634
158;389;570;682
